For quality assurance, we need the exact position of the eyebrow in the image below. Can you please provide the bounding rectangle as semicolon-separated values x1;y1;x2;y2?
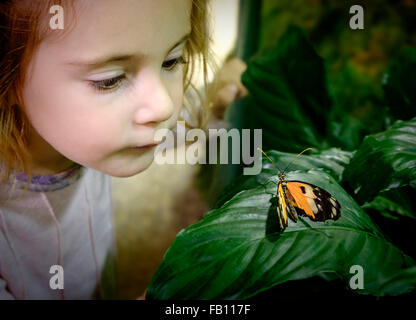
67;32;191;68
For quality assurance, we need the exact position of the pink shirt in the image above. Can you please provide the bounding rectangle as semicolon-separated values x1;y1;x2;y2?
0;164;116;299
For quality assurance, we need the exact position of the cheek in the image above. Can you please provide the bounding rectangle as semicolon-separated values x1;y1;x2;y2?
168;76;185;118
23;74;118;158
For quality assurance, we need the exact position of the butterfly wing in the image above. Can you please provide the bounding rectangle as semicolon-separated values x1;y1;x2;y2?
285;181;341;222
277;182;288;230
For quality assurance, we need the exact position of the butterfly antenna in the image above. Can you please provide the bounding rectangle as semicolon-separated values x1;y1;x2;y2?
282;147;312;173
256;148;283;173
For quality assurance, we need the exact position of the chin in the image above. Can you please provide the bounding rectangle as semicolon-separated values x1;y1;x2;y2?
106;157;154;178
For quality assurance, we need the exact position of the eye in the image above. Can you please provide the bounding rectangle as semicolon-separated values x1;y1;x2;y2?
162;56;188;71
89;74;126;92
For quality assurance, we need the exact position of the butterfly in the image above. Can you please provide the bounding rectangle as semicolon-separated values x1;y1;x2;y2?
257;148;341;232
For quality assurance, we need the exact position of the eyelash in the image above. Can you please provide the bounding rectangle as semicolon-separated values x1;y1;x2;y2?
162;55;188;71
89;56;188;92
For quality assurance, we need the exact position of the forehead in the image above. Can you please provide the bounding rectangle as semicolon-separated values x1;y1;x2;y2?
42;0;192;61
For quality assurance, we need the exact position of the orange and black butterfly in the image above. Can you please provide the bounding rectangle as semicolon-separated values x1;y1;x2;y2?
258;148;341;231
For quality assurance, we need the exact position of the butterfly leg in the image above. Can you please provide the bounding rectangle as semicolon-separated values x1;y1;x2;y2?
285;195;299;223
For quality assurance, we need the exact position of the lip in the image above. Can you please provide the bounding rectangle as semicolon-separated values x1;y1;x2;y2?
132;143;159;149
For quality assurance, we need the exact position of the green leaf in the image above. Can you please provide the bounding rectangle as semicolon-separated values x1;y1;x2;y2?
328;65;387;150
383;47;416;121
362;186;416;260
342;117;416;204
241;25;332;153
262;148;353;181
147;170;416;299
362;188;416;221
214;148;352;209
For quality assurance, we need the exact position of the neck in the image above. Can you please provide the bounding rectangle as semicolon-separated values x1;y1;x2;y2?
25;123;76;175
28;158;76;176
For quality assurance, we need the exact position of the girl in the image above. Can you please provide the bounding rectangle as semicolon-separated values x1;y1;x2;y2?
0;0;246;299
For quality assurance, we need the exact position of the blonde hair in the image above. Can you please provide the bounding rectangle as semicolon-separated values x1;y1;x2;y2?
0;0;216;185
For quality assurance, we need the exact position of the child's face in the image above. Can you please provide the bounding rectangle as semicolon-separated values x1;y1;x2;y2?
22;0;192;177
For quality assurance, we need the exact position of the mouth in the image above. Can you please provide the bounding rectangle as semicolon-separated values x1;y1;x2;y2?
132;143;159;150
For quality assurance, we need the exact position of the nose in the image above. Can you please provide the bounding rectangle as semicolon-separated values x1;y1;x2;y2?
131;68;174;125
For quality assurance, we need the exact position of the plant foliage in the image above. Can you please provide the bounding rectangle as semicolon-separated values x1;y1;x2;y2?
147;26;416;300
